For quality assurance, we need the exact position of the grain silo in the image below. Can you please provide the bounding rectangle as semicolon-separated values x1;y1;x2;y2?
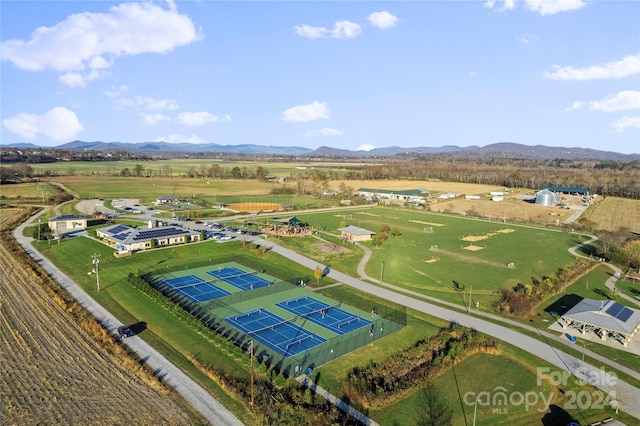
535;189;558;206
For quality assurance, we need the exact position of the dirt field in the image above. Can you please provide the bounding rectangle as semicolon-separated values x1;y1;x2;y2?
433;195;580;225
0;231;196;424
227;202;283;213
329;179;505;195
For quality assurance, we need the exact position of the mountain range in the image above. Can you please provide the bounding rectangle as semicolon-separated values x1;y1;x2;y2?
2;140;638;161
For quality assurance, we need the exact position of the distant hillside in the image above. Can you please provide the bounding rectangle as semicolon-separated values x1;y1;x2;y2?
1;140;638;161
307;143;639;161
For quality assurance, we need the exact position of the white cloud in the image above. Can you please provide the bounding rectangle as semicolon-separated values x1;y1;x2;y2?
143;113;171;125
116;95;179;111
566;91;640;112
0;1;202;87
2;107;84;141
357;144;375;151
484;0;587;15
294;25;329;39
524;0;588;15
282;101;330;122
543;54;640;80
154;133;204;144
588;91;640;112
611;116;640;132
516;33;538;45
467;71;478;78
105;85;129;98
304;127;344;137
294;20;361;39
565;101;583;111
176;111;231;126
367;11;398;30
483;0;516;13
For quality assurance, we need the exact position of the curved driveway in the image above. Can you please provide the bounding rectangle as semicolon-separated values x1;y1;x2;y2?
255;236;640;419
13;212;244;426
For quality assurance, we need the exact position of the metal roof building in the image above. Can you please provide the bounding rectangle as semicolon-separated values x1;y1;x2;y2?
97;224;199;252
337;225;376;242
542;186;589;195
560;298;640;347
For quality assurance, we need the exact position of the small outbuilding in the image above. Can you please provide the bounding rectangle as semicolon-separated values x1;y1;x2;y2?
338;225;375;242
560;298;640;347
156;195;179;205
48;215;88;235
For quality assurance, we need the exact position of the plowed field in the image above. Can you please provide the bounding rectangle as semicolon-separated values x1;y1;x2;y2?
0;232;196;424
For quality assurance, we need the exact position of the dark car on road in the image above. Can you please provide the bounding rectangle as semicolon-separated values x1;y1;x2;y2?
118;325;135;338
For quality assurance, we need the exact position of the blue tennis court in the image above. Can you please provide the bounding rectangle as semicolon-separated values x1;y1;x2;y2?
276;296;371;335
206;267;273;291
225;309;326;357
163;274;231;303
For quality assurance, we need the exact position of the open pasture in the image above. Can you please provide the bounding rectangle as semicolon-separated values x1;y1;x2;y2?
297;207;582;306
580;196;640;232
28;159;374;177
51;175;276;199
0;182;55;201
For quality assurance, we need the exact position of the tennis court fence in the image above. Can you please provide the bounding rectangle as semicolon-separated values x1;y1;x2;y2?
139;269;406;377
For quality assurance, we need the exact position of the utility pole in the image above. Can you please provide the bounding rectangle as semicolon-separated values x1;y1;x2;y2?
91;253;101;292
380;261;385;285
250;341;254;409
38;218;41;241
468;285;472;312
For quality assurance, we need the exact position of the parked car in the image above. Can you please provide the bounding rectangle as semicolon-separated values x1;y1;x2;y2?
118;325;135;338
566;333;576;343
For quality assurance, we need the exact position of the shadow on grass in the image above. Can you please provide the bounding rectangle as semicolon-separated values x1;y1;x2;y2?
541;404;581;426
544;294;584;317
129;321;147;335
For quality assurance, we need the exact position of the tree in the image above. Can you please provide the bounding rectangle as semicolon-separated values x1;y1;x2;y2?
314;265;323;284
415;382;453;426
381;223;391;233
392;227;402;239
133;163;145;177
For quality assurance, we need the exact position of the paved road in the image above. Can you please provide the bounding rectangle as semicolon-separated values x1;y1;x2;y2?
568;234;640;308
252;237;640;420
13;211;244;426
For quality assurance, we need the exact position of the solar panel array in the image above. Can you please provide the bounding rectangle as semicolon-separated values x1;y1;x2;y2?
132;227;190;241
605;302;634;323
107;225;129;234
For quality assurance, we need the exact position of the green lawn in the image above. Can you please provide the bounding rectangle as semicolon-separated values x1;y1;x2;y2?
288;207;581;307
34;225;638;425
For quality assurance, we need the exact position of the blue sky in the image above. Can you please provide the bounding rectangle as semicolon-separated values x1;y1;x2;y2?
1;0;639;154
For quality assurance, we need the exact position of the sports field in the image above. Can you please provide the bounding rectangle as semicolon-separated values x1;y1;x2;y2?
293;207;583;307
150;262;399;373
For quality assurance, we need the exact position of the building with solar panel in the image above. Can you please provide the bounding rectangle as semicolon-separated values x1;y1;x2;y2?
96;224;200;252
560;299;640;347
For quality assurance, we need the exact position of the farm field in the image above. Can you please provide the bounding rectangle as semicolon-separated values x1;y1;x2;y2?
580;196;640;232
0;237;199;424
28;159;376;177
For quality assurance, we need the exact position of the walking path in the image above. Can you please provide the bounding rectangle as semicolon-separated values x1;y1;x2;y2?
13;211;244;426
295;375;380;426
254;237;640;420
568;235;640;307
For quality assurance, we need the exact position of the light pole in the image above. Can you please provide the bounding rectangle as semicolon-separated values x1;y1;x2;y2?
380;261;385;285
38;218;41;241
473;397;480;426
468;285;473;312
91;253;101;292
